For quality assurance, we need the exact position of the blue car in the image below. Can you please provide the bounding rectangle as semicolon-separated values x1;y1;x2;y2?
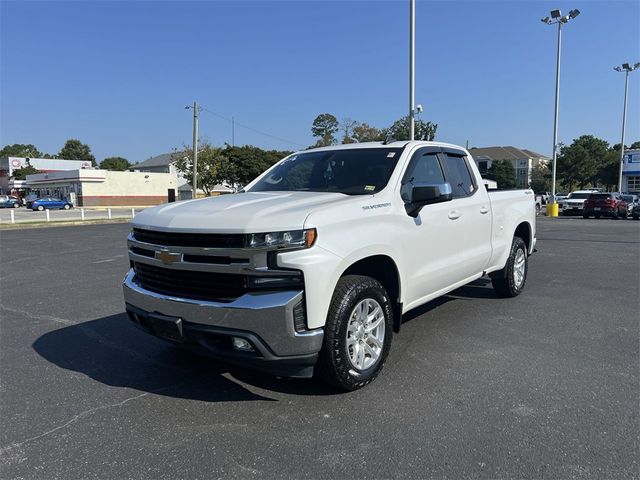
0;195;20;208
31;197;73;211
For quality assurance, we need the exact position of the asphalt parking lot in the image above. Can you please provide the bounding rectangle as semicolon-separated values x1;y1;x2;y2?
1;218;638;479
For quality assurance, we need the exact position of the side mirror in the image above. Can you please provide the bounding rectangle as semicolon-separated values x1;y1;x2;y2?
404;182;453;217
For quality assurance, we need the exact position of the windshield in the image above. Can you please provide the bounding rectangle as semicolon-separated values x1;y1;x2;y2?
568;193;592;199
247;148;404;195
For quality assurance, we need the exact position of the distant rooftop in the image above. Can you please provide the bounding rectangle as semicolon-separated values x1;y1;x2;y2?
130;153;174;169
469;146;549;161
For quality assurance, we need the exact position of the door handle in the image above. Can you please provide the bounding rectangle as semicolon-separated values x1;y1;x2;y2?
480;206;489;214
448;210;461;220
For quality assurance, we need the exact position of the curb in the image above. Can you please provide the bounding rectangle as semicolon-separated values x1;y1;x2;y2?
0;218;132;231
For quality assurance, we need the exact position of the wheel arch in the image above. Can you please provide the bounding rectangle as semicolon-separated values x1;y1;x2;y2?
340;255;403;333
514;221;532;254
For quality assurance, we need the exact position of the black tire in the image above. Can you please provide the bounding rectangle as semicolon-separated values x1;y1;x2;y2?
583;214;589;219
612;209;618;219
37;205;44;211
63;204;71;210
316;275;393;391
491;237;528;298
634;215;639;221
595;214;601;219
621;209;628;219
12;203;19;208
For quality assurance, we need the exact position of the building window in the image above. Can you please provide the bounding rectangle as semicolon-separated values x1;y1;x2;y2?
627;176;640;193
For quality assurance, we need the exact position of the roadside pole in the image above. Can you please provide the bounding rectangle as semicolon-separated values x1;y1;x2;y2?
45;209;50;222
192;101;199;200
81;208;85;221
10;209;15;224
108;208;112;219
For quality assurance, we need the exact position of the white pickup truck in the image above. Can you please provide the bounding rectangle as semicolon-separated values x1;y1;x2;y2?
124;141;536;390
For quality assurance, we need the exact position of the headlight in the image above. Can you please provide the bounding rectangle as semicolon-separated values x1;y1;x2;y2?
247;228;317;249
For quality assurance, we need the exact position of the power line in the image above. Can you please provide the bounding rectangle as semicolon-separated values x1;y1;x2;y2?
198;106;306;149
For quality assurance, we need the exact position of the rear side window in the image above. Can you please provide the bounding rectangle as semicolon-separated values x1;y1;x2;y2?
442;154;476;198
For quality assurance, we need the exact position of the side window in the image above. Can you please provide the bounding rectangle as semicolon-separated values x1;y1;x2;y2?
443;154;476;198
404;153;445;185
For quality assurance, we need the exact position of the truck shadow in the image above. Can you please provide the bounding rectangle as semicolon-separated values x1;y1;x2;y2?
32;278;498;400
32;313;341;402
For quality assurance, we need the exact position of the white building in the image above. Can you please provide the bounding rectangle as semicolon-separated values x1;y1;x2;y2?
622;149;640;194
0;156;90;194
130;153;232;200
26;170;177;207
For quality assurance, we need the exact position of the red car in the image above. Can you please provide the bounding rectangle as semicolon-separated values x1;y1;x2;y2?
583;193;628;219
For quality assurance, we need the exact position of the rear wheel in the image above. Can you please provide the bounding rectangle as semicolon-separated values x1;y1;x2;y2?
37;205;44;211
316;275;393;391
12;203;19;208
595;214;601;219
491;237;528;298
583;213;589;219
63;204;71;210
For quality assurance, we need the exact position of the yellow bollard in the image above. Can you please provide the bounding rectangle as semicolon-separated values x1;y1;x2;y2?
546;203;559;217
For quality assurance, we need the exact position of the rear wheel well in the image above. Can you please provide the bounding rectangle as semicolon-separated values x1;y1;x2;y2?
514;222;531;253
341;255;402;332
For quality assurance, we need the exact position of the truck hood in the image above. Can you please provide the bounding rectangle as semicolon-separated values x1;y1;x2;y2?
132;191;352;233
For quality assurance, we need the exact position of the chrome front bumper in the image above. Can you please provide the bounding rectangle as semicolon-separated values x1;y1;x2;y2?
122;269;323;358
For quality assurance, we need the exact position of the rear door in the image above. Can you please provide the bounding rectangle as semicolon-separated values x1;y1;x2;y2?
438;149;492;282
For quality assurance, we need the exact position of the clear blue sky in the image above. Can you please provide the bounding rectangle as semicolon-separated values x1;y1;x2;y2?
1;0;638;163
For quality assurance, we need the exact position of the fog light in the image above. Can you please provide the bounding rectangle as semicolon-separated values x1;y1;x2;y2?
232;337;254;352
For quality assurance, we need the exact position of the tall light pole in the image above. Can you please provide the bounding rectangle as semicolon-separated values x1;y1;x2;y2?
409;0;415;140
541;8;580;215
185;101;199;199
614;62;640;193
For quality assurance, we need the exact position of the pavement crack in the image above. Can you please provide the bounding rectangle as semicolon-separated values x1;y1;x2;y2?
0;304;75;326
0;390;150;458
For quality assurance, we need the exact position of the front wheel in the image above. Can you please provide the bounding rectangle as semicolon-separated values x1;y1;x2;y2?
316;275;393;391
491;237;528;298
12;203;19;208
37;205;44;211
63;204;71;210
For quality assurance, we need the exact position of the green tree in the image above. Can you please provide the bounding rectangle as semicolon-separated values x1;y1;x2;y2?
352;122;384;143
173;142;235;196
311;113;339;147
486;160;517;189
99;156;131;171
59;139;96;166
10;159;41;180
557;135;609;189
222;145;288;187
630;141;640;149
0;143;42;158
384;115;438;141
530;163;551;193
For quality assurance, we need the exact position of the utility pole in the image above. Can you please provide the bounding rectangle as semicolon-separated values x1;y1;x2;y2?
191;101;199;199
232;116;235;147
614;63;639;193
409;0;415;141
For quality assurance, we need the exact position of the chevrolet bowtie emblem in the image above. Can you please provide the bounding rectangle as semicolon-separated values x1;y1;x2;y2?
155;250;182;264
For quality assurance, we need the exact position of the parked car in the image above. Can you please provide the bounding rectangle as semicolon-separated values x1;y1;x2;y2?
561;190;599;215
31;197;73;211
0;195;20;208
555;192;569;204
123;141;536;390
632;202;640;220
583;193;628;219
621;194;638;216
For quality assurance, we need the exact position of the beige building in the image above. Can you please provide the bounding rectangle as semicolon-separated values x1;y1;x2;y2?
26;169;177;206
469;146;550;188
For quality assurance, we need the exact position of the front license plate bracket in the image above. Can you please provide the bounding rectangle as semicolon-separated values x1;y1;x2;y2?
147;313;185;342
